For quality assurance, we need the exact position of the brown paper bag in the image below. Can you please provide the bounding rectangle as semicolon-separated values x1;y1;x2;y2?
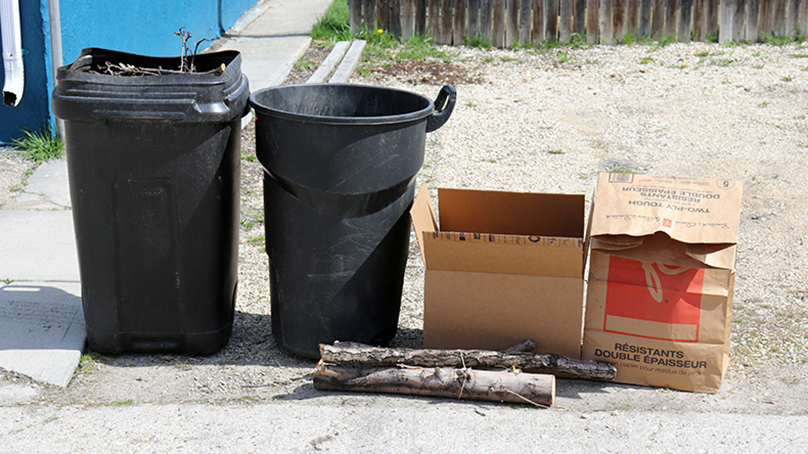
582;173;742;393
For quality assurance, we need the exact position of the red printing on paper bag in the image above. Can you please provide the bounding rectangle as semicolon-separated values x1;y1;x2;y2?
604;256;704;342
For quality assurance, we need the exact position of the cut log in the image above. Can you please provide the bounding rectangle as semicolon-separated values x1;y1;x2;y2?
314;363;555;406
322;343;617;380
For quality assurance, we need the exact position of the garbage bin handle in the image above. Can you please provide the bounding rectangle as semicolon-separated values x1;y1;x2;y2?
426;85;456;133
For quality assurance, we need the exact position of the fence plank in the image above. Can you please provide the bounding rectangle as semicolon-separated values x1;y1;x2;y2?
481;0;494;41
415;0;427;35
627;0;640;37
546;0;559;39
602;0;615;43
493;0;506;46
679;0;693;40
652;0;666;39
454;0;466;44
665;0;679;38
378;0;390;30
428;0;440;36
746;0;760;40
786;0;800;37
576;0;587;35
587;0;600;42
719;0;732;41
365;0;384;31
469;0;481;37
519;0;534;43
801;0;808;37
773;0;787;35
733;0;747;40
534;0;546;41
613;0;626;41
358;0;375;30
693;0;705;39
707;0;719;37
507;0;519;46
440;0;453;44
389;0;403;37
351;0;362;33
639;0;652;35
759;0;773;35
402;0;414;39
560;0;574;40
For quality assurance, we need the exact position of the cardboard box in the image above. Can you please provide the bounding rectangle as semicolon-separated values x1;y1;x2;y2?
582;173;742;393
410;184;586;358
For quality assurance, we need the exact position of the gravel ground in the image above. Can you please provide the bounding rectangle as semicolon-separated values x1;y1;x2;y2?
2;41;808;419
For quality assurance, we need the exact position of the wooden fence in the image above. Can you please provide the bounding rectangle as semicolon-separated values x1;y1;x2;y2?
349;0;808;46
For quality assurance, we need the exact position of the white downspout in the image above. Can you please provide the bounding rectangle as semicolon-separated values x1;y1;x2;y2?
48;0;63;137
1;0;24;106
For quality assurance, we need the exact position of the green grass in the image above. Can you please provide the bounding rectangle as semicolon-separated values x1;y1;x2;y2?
294;56;320;72
76;351;103;375
241;151;257;163
310;0;351;41
392;33;453;63
651;34;678;50
247;234;265;244
464;34;492;49
620;32;639;45
9;123;64;163
762;33;806;46
311;0;452;64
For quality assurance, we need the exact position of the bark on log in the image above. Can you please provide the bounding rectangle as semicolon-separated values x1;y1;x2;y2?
322;343;617;380
314;363;555;406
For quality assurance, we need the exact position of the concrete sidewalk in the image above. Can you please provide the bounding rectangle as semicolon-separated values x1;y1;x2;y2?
0;0;332;389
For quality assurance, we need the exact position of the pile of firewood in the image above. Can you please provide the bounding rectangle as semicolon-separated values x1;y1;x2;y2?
313;341;617;407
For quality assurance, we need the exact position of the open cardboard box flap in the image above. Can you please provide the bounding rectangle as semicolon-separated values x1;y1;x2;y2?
412;184;585;278
411;183;587;357
588;174;742;270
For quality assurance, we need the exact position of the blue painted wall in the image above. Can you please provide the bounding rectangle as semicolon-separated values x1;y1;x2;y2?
0;0;258;143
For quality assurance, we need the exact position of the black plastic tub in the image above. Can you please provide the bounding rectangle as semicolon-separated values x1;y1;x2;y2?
52;48;250;354
250;83;456;358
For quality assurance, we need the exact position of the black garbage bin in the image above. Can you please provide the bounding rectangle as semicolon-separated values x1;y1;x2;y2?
250;83;456;358
52;48;250;354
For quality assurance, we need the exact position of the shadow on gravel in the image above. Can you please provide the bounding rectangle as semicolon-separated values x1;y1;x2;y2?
277;381;544;411
555;378;642;400
83;317;427;372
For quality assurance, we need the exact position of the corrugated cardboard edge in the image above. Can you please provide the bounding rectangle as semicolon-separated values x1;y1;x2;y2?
411;183;438;268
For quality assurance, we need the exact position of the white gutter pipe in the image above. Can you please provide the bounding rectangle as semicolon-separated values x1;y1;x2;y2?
1;0;24;106
48;0;64;137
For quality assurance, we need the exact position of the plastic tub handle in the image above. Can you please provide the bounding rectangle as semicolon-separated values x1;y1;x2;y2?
426;85;456;133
